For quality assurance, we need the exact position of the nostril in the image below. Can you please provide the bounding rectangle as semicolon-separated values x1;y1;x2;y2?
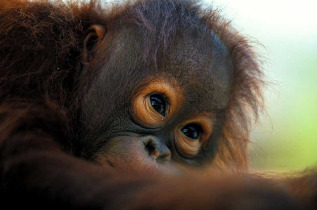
142;136;171;162
144;139;160;159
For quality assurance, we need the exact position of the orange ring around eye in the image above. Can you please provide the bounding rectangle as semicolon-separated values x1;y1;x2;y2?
175;114;213;157
132;77;183;127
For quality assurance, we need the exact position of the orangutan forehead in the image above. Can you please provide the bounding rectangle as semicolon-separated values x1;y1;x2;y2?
161;32;234;110
97;26;234;111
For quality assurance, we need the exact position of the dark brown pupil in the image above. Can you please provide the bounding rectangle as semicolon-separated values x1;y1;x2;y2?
182;124;201;140
150;94;166;117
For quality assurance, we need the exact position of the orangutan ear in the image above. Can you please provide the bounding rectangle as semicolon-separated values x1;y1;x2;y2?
82;25;106;64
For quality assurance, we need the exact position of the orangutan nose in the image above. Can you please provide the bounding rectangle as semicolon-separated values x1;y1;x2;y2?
142;136;171;162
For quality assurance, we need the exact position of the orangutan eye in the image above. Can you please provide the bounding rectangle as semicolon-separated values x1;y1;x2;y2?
181;123;202;140
149;94;168;117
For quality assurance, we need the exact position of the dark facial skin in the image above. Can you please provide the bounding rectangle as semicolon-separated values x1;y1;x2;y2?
79;25;233;173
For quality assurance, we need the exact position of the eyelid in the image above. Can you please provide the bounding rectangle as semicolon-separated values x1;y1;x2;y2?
175;114;213;157
131;77;183;127
176;135;201;157
180;115;213;143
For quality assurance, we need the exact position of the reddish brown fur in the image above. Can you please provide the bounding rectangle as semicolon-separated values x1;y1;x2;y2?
0;0;315;209
0;0;263;170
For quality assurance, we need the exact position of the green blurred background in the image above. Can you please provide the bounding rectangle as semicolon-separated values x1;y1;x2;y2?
206;0;317;171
